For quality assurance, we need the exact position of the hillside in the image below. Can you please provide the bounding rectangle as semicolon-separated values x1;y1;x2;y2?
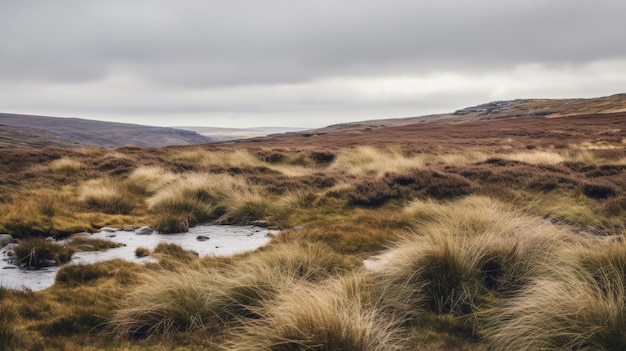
0;113;212;148
312;93;626;131
221;93;626;149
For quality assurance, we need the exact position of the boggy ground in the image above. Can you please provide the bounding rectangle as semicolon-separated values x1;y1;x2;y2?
1;114;625;350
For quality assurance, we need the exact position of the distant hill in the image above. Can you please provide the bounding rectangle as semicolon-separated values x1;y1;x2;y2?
228;93;626;149
0;113;212;148
176;126;308;142
317;93;626;131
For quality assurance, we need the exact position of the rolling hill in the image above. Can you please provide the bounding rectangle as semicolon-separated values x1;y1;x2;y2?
0;113;212;148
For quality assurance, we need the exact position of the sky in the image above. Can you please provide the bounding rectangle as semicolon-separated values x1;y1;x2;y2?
1;1;626;129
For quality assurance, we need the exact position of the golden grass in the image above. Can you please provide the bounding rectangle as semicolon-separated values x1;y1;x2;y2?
109;242;356;339
501;150;568;164
49;158;84;176
78;178;136;215
485;240;626;350
330;146;425;177
228;275;405;351
173;148;264;168
125;166;178;195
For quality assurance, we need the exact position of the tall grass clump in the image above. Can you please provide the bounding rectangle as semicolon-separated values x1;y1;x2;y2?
485;238;626;350
371;196;584;321
501;150;568;165
13;237;74;268
228;275;405;351
374;232;488;320
109;242;358;339
49;158;84;176
174;148;264;168
148;173;245;232
217;188;276;225
330;146;424;177
79;178;135;214
124;166;178;195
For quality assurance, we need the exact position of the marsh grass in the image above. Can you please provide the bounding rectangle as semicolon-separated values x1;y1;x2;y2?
228;275;405;351
79;178;136;215
217;188;276;225
330;146;425;177
174;148;264;169
50;157;84;176
124;166;178;195
135;247;151;257
147;173;250;231
13;237;74;268
69;236;123;251
483;238;626;350
109;242;358;339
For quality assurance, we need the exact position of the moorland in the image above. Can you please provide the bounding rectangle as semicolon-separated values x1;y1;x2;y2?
1;94;626;350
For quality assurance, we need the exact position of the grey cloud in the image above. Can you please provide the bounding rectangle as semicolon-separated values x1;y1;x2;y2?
2;0;626;87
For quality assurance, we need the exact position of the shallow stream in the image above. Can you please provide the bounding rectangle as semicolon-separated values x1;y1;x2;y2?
0;225;273;291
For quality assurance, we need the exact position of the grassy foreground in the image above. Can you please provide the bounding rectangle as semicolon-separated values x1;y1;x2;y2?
0;133;625;350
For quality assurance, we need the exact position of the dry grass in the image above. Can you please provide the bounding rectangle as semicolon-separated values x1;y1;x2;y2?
228;275;405;351
124;166;178;195
79;178;136;215
147;173;248;231
49;157;84;176
13;237;74;268
485;239;626;350
173;148;264;168
330;146;425;177
109;242;356;339
501;150;568;165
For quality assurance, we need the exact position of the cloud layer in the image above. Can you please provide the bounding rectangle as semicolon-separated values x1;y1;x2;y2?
2;1;625;127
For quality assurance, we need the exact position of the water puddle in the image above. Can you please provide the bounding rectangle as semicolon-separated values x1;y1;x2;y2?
0;225;273;291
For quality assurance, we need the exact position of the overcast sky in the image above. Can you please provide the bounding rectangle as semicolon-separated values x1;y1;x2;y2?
1;1;625;128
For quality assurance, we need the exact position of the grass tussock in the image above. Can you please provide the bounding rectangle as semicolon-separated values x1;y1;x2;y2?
79;178;136;215
217;187;276;225
147;173;250;231
109;242;358;339
49;157;84;176
485;239;626;350
371;196;584;322
13;237;74;268
502;150;568;165
69;236;123;251
174;148;264;168
228;275;405;351
330;146;425;177
124;166;178;195
55;259;139;287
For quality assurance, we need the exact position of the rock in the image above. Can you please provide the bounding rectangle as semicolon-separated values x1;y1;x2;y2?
0;234;13;247
251;220;269;228
100;227;119;233
2;266;17;269
43;259;57;267
196;235;210;241
135;226;153;235
123;225;135;231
